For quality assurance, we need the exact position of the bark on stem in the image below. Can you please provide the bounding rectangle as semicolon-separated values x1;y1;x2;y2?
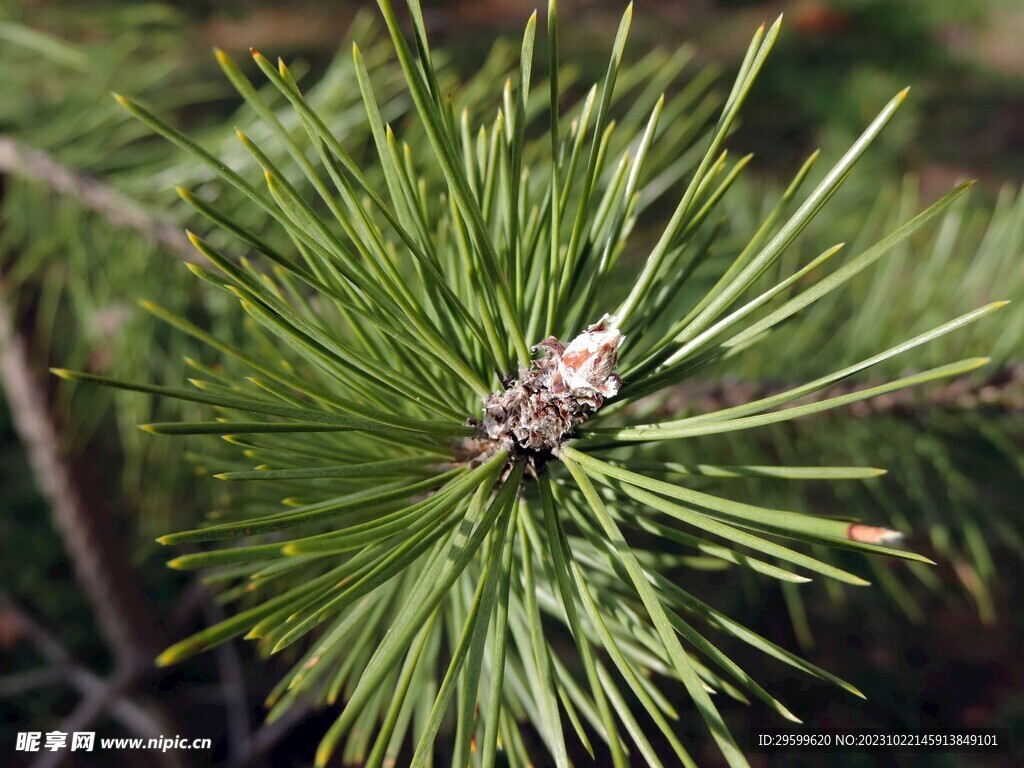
0;289;161;669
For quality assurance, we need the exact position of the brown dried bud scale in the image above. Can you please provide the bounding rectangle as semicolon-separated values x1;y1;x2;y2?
477;314;624;466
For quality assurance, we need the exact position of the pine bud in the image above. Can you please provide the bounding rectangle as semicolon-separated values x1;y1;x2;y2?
478;315;625;462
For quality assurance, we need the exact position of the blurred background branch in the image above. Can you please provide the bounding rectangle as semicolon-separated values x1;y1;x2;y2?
0;288;161;670
0;138;193;262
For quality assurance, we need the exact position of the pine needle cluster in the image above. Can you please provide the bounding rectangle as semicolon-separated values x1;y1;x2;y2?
53;2;1007;765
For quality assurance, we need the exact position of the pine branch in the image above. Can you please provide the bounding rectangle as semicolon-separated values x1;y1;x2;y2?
644;362;1024;420
204;593;252;762
227;697;316;768
0;287;162;669
27;661;184;768
0;667;66;697
0;592;167;743
0;135;194;262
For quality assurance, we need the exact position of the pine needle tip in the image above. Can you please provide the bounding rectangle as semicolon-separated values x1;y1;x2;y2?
154;649;178;667
780;707;802;723
314;747;331;768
